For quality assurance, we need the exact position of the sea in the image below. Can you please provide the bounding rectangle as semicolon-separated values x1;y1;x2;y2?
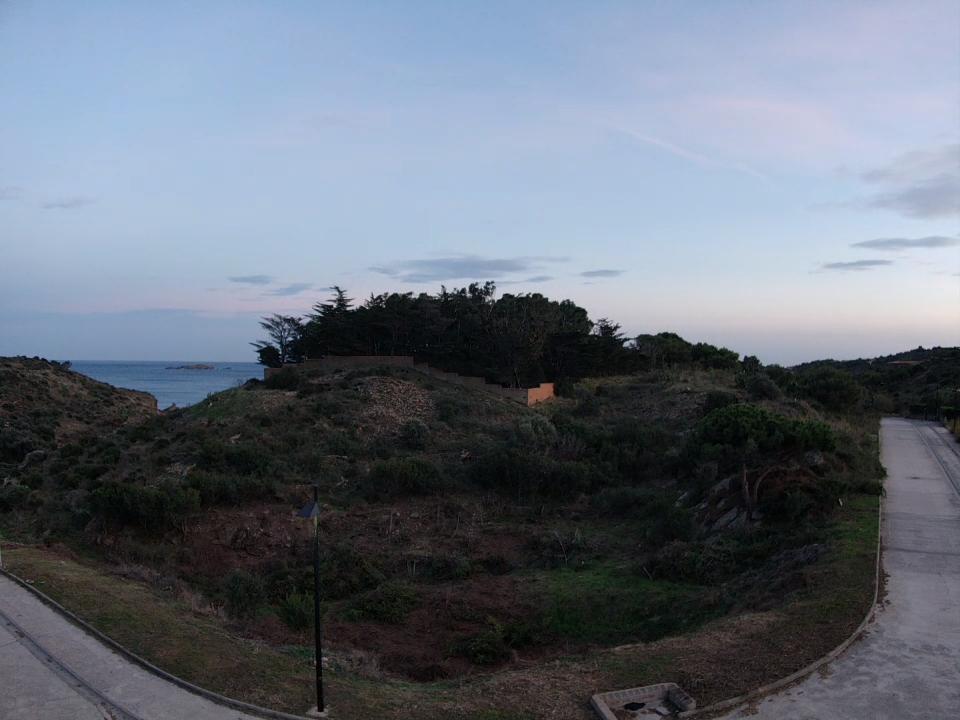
71;361;263;409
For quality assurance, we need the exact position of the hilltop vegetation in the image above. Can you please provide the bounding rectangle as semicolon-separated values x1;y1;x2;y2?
251;284;745;389
1;344;884;680
0;356;155;476
795;346;960;418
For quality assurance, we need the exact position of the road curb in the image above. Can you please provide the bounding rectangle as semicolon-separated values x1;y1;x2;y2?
677;427;886;719
0;566;313;720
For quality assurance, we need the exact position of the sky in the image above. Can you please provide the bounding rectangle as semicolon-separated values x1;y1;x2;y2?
1;0;958;364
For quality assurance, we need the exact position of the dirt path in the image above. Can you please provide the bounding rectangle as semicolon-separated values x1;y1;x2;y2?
0;573;269;720
720;418;960;719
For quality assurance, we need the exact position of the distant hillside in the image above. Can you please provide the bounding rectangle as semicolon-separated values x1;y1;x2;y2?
793;346;960;417
0;357;156;471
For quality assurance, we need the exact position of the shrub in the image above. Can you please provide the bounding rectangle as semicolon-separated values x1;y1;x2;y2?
398;419;430;449
420;554;471;582
361;458;442;500
184;471;275;506
342;581;419;623
90;481;200;530
469;450;594;501
797;367;861;412
277;592;313;631
0;483;29;512
744;373;782;400
511;415;557;452
687;403;836;472
224;570;267;619
702;391;738;415
318;544;385;600
648;540;739;585
265;369;300;390
692;342;739;369
454;622;511;665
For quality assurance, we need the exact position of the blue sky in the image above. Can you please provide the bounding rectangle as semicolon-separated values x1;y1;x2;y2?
1;0;958;363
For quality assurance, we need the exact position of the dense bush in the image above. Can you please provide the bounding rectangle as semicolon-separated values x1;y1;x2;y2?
744;373;782;400
398;419;430;449
184;471;275;506
702;390;738;415
318;544;385;600
277;592;313;630
469;450;594;501
454;622;511;665
361;457;443;499
196;440;272;476
224;570;267;619
342;581;419;623
797;367;861;412
264;369;300;390
90;481;200;530
691;342;739;369
0;483;29;512
688;403;836;472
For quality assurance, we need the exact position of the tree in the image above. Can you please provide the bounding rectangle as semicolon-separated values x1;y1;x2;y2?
252;314;303;367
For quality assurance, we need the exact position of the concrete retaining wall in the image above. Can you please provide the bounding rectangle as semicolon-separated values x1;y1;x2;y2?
264;356;554;406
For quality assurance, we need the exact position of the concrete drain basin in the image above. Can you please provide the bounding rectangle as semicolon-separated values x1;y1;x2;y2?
590;682;696;719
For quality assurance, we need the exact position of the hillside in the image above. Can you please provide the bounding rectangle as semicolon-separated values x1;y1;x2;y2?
793;346;960;417
0;356;156;473
0;356;882;682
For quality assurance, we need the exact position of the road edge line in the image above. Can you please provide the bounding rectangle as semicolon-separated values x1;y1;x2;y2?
0;566;313;720
677;421;886;719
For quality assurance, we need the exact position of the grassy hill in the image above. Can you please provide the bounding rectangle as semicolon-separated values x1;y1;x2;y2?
1;356;883;683
0;356;155;474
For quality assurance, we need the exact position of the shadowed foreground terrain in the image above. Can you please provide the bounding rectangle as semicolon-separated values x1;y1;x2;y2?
0;348;899;716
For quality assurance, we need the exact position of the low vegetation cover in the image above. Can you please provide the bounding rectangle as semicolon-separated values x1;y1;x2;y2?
3;285;931;714
1;364;884;681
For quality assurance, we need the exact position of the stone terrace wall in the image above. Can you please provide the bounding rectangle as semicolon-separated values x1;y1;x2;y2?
264;356;554;406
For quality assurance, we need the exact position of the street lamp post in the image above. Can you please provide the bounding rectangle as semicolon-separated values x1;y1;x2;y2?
297;485;326;717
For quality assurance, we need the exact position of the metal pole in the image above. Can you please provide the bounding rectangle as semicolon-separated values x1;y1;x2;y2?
312;485;324;713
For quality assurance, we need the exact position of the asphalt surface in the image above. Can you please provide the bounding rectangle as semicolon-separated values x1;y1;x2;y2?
721;418;960;719
0;573;267;720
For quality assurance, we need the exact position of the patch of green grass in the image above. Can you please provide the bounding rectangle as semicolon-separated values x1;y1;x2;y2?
186;388;260;422
536;563;721;644
4;548;314;714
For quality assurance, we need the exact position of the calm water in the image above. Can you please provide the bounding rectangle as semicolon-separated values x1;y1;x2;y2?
71;361;263;409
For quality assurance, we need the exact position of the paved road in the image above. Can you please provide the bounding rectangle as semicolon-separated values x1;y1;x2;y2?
722;418;960;720
0;573;267;720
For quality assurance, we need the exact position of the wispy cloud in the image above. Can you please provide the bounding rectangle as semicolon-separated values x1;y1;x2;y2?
858;144;960;219
851;235;959;251
612;126;768;181
820;259;893;272
264;282;312;297
499;275;554;285
370;255;568;283
580;269;624;278
41;196;95;210
0;185;24;200
228;275;274;285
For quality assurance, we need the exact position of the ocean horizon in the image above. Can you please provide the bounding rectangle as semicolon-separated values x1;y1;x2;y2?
71;360;262;409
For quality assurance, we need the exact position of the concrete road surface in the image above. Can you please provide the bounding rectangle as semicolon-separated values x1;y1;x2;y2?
0;572;270;720
722;418;960;719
